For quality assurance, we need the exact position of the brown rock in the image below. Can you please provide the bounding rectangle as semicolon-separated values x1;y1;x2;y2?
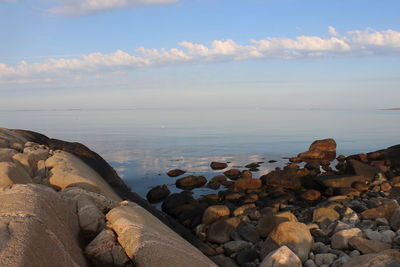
341;253;400;267
224;169;241;180
210;161;228;170
361;201;399;220
146;185;170;203
207;217;241;244
167;169;186;177
234;178;262;191
0;161;32;188
315;175;371;188
202;205;230;225
349;236;391;254
176;175;207;189
352;181;369;191
233;204;256;216
260;246;302;267
300;189;321;201
312;207;340;223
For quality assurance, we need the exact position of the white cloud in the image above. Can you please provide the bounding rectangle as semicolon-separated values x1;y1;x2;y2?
1;27;400;84
49;0;177;16
328;26;340;37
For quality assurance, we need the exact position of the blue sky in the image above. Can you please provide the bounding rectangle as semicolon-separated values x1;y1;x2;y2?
1;0;399;109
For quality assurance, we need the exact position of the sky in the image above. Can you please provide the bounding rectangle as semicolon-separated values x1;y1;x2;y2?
0;0;399;110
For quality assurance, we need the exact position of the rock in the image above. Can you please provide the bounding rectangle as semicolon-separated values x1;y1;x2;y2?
176;175;207;189
0;148;18;162
259;246;301;267
0;184;87;267
11;153;36;176
85;229;130;267
312;242;330;254
76;194;105;238
233;178;262;191
237;223;260;243
146;185;170;203
331;228;362;250
257;214;290;238
224;169;241;180
208;217;241;244
260;168;313;189
314;253;337;266
211;161;228;170
210;254;238;267
233;204;256;216
167;169;186;177
347;159;381;178
304;259;317;267
298;139;336;160
211;175;227;183
0;161;32;188
361;201;399;220
341;253;400;267
225;192;244;201
162;192;196;214
202;205;230;225
45;151;121;201
0;128;27;150
236;247;258;266
106;204;216;267
207;181;221;190
315;175;371;188
223;241;252;256
261;221;313;262
245;162;261;169
301;189;321;201
352;181;369;191
349;236;391;254
313;207;340;223
390;208;400;231
331;256;350;267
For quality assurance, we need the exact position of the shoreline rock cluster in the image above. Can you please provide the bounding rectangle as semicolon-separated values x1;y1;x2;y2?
149;139;400;266
0;128;215;267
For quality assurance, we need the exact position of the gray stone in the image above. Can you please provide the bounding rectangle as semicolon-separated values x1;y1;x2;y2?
76;194;105;238
223;241;252;256
349;236;391;254
208;217;241;244
342;253;400;267
331;256;350;267
237;223;260;243
390;208;400;231
210;254;238;267
314;253;337;266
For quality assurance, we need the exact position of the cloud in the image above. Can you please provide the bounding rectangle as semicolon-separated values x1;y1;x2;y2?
48;0;177;16
1;27;400;84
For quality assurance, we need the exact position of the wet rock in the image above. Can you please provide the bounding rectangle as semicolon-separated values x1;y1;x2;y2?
176;175;207;189
259;246;301;267
224;169;241;180
211;175;227;183
146;185;170;203
207;181;221;190
260;168;314;189
349;236;391;254
225;192;244;201
331;228;362;250
361;200;399;220
211;161;228;170
223;241;252;256
261;221;313;262
298;138;336;161
313;207;340;223
167;169;186;177
202;205;230;225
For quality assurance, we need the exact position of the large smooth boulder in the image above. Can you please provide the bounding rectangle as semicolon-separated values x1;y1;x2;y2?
0;184;87;267
106;203;216;267
0;161;32;188
349;236;391;254
298;138;336;160
331;228;362;250
176;175;207;189
347;159;381;178
45;151;121;201
202;205;230;225
261;221;313;262
341;253;400;267
0;128;27;150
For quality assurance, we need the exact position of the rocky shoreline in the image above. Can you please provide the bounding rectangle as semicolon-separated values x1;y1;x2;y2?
147;139;400;266
2;127;400;267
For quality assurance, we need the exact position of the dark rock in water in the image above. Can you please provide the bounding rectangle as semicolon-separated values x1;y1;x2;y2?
245;162;261;169
211;161;228;170
224;169;241;180
176;175;207;189
162;192;196;214
235;248;259;266
233;178;262;191
207;181;221;190
146;185;170;203
298;138;337;161
211;175;227;183
167;169;186;177
268;160;277;163
347;159;381;178
210;254;239;267
241;170;253;179
315;175;372;188
305;161;321;171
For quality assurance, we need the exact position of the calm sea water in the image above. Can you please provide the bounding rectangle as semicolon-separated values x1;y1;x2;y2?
1;108;399;199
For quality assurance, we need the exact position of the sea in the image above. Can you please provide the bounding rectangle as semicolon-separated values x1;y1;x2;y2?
1;108;399;200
